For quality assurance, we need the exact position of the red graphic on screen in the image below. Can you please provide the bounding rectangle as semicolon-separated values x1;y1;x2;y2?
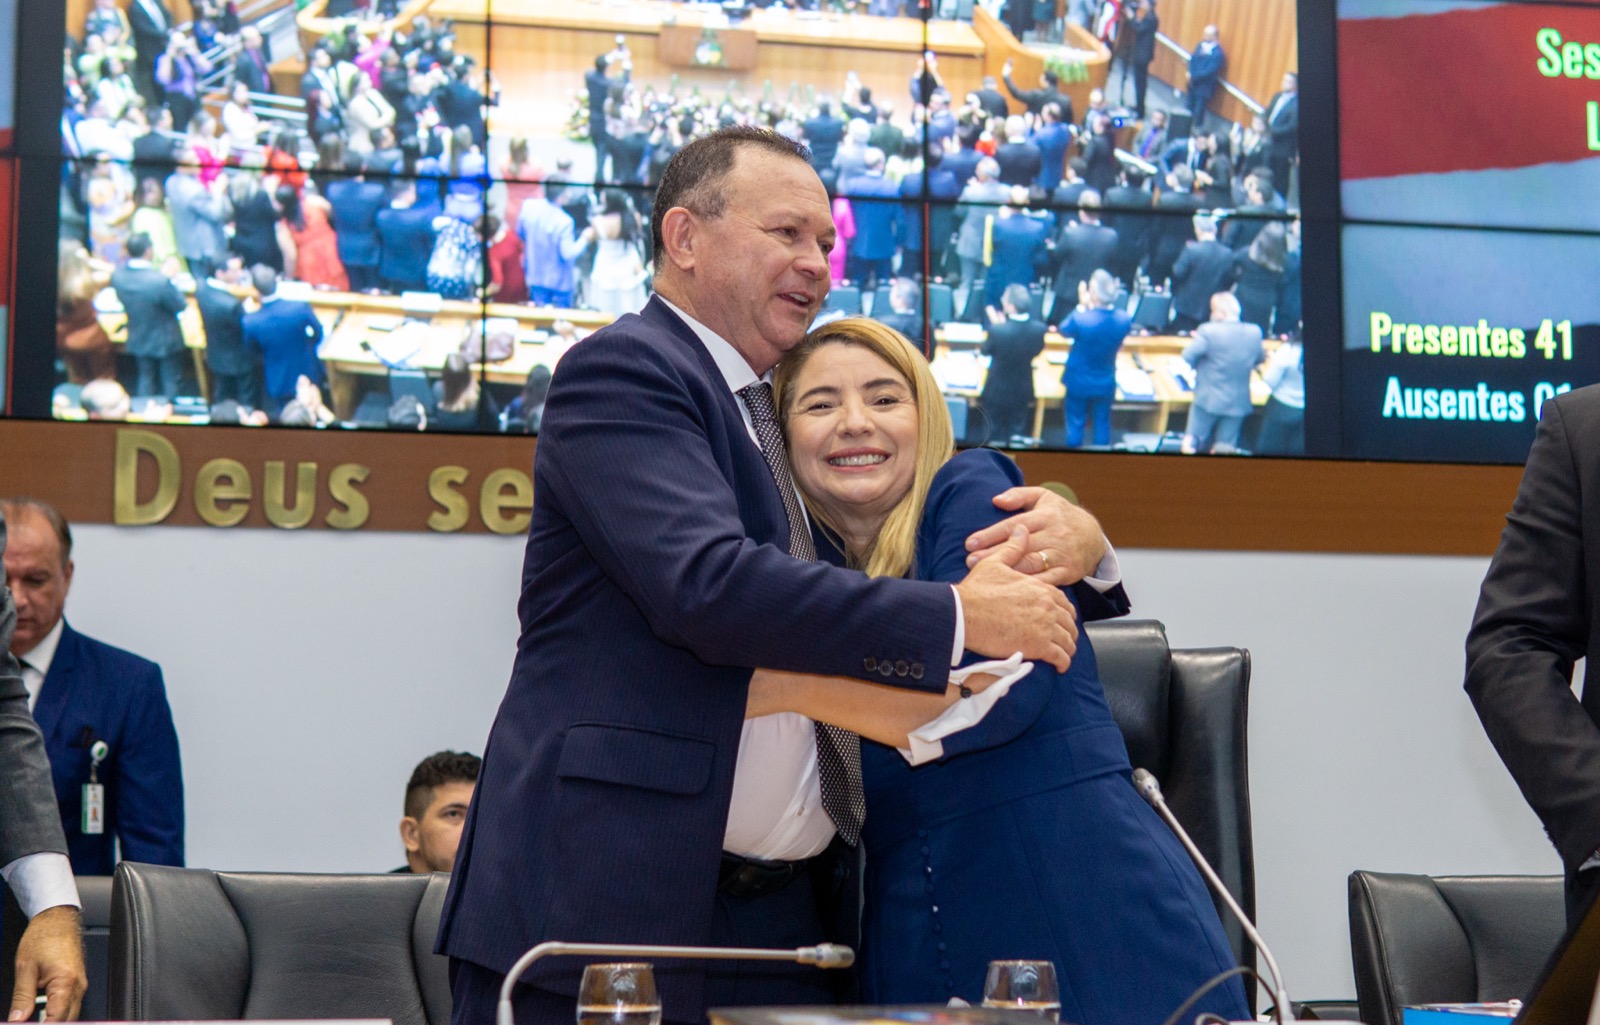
1341;4;1600;180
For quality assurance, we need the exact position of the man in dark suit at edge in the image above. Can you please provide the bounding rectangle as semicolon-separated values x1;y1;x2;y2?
1468;385;1600;923
437;125;1124;1025
1;511;88;1022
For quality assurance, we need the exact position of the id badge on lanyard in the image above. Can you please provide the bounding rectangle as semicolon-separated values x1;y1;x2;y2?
83;740;108;835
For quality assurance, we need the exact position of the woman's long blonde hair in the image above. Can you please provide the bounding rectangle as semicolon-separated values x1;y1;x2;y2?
772;317;954;580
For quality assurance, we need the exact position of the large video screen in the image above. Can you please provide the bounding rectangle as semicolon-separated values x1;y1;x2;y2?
1335;0;1600;463
22;0;1310;454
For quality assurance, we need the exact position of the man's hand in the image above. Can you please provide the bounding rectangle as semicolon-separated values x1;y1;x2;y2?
964;487;1108;588
10;905;85;1022
955;527;1077;672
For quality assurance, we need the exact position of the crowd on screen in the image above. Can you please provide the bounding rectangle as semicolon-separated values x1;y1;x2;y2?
54;0;1299;447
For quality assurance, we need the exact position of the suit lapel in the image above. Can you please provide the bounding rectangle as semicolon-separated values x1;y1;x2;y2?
32;623;80;746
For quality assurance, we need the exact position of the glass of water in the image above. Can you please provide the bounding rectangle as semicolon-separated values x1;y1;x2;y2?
576;963;662;1025
982;960;1061;1021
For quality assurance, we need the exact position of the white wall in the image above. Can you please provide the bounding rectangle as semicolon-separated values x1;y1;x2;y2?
58;525;1561;1001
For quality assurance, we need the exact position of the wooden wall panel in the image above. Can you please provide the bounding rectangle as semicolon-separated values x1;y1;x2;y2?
0;419;1526;555
1148;0;1297;127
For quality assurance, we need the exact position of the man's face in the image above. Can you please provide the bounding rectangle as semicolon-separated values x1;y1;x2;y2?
4;509;73;657
401;780;475;873
679;148;834;373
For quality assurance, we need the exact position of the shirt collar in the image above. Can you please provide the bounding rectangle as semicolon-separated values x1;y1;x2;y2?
655;294;766;395
20;616;66;680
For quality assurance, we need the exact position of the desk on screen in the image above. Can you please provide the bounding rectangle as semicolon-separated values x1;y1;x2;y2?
932;330;1276;440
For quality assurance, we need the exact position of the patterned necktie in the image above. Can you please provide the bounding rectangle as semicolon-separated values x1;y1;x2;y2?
738;381;866;847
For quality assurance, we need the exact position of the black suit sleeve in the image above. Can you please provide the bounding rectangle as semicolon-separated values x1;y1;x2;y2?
1467;393;1600;872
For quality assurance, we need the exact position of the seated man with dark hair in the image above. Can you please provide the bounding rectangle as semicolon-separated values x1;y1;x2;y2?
397;750;480;873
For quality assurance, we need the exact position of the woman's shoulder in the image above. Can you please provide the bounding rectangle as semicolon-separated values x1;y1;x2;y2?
925;449;1025;518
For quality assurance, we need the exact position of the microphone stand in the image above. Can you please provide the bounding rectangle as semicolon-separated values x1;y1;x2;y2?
496;941;856;1025
1132;768;1295;1024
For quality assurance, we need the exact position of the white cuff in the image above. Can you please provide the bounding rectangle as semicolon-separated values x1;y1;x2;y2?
949;584;965;665
0;853;81;919
900;653;1033;765
1082;539;1121;592
1582;849;1600;873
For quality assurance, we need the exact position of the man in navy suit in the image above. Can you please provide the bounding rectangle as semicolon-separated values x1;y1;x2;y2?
1186;25;1226;130
982;189;1047;313
327;158;389;292
2;498;183;879
195;255;260;408
842;149;901;290
242;266;326;417
438;126;1112;1025
980;283;1048;443
376;180;440;293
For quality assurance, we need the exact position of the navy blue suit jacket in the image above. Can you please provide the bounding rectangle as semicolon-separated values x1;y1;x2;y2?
845;174;903;261
376;200;441;290
327;178;388;269
35;623;183;876
437;298;956;1019
243;296;325;400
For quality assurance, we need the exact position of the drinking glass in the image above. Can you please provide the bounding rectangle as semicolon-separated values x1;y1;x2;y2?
982;959;1061;1021
575;963;663;1025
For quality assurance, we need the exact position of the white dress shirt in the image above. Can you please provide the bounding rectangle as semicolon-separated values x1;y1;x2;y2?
18;617;65;712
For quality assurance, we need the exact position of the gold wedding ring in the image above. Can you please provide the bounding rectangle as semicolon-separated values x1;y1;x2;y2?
1040;551;1051;570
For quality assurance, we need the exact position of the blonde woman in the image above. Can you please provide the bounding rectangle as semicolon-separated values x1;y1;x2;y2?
748;318;1250;1025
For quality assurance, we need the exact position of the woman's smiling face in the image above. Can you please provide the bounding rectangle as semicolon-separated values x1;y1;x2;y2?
784;341;920;546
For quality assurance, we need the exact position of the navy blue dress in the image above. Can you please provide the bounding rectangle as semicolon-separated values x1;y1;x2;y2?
858;449;1249;1025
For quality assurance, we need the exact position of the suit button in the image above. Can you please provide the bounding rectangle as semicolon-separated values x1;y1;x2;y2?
910;664;924;680
863;657;877;672
937;942;948;953
895;660;910;676
880;663;894;677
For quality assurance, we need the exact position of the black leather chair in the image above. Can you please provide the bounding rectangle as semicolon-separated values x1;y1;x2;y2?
1348;871;1564;1025
107;863;451;1024
1086;618;1256;1010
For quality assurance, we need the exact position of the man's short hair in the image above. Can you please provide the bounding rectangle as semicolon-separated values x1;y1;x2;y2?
1247;169;1275;197
404;750;483;819
251;265;279;296
0;497;72;564
651;126;811;269
1002;283;1031;312
126;232;152;260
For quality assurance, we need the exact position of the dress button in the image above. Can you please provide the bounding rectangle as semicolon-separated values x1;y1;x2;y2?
930;905;939;914
925;866;934;875
863;657;877;672
940;960;951;971
895;660;910;676
911;664;924;680
937;942;947;953
920;846;930;857
879;663;895;677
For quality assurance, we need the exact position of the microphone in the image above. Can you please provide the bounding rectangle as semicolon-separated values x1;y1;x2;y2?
496;941;856;1025
1131;768;1295;1024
